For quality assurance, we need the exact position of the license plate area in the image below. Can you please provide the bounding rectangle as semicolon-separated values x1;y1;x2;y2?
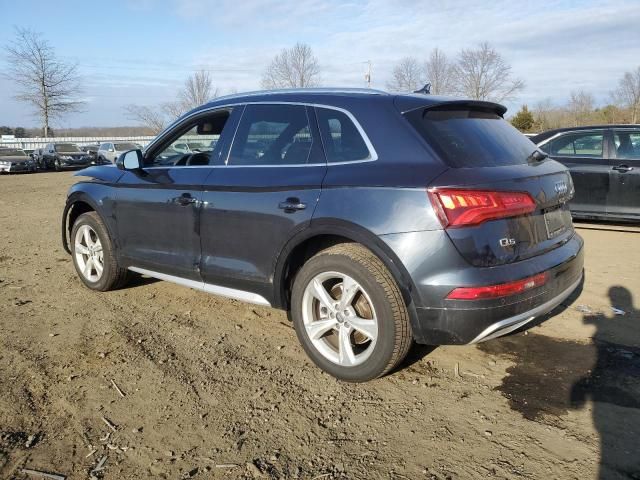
544;207;566;239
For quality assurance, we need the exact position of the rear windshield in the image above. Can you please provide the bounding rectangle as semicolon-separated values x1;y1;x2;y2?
405;107;536;167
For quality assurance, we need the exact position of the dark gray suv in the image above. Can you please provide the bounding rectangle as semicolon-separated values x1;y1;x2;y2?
62;89;584;382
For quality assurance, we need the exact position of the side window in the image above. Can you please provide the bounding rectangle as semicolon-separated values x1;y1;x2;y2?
228;104;313;166
315;107;371;163
548;131;604;158
613;130;640;160
149;110;231;167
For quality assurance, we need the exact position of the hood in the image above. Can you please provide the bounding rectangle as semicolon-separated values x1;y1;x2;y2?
74;165;123;183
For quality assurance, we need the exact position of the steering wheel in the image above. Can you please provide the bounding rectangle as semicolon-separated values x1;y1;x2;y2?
185;152;210;166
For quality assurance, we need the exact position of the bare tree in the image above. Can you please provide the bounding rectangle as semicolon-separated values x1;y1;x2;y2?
425;48;455;95
180;70;217;110
261;42;321;89
567;90;595;126
613;66;640;123
4;27;84;137
124;104;166;134
452;42;524;102
164;70;217;119
386;57;423;92
126;70;218;130
533;98;563;131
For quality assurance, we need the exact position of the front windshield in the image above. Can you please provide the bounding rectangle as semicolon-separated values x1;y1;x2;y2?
55;144;81;153
115;143;138;151
0;149;27;157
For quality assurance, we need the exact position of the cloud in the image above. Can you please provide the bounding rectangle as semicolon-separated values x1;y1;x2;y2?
2;0;638;126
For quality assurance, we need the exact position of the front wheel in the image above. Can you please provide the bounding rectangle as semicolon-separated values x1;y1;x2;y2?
54;159;62;171
291;243;412;382
71;212;128;291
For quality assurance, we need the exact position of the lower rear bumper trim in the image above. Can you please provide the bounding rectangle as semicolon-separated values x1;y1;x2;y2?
467;272;583;344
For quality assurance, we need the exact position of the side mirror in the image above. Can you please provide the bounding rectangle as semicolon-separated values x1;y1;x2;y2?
117;149;144;170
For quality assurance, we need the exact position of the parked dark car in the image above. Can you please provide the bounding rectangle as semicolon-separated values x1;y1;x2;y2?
40;143;91;171
532;125;640;222
80;143;103;165
62;89;584;382
0;147;37;173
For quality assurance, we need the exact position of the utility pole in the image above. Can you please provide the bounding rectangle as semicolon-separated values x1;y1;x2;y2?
364;60;372;88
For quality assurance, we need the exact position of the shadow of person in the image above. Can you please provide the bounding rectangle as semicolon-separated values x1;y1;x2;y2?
570;286;640;479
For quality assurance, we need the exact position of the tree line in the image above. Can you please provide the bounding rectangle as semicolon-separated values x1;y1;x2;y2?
3;27;639;136
510;76;640;133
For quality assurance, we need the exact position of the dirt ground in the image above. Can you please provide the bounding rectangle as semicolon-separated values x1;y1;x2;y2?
1;171;639;480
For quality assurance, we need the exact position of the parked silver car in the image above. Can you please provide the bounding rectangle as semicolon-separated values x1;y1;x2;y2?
97;142;141;164
0;147;37;173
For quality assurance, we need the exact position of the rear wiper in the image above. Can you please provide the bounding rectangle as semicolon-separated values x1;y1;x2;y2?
527;149;548;162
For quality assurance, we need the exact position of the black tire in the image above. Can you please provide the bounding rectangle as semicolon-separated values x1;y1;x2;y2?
291;243;412;382
54;159;62;171
71;212;128;291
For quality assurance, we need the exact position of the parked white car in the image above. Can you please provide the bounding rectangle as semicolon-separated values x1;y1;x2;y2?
97;142;141;164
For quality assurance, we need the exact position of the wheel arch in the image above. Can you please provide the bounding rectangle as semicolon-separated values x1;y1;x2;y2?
273;220;420;328
62;192;112;255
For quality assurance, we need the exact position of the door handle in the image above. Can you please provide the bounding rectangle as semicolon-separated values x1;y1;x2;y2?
612;165;633;173
278;198;307;212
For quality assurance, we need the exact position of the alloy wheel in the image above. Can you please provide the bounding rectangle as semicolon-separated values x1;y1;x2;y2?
301;271;378;367
74;225;104;282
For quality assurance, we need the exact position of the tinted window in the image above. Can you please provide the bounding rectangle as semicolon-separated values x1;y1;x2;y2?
547;132;604;158
228;104;313;166
613;130;640;160
315;108;370;163
405;107;536;167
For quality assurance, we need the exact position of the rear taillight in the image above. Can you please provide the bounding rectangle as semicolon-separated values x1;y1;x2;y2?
428;188;536;228
446;272;549;300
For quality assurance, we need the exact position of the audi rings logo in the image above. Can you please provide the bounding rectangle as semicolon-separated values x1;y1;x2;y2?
554;181;568;197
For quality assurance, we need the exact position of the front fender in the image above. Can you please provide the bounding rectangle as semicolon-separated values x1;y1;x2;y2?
61;185;119;255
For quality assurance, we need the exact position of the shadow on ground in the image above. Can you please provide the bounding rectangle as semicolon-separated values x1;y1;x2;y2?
480;286;640;479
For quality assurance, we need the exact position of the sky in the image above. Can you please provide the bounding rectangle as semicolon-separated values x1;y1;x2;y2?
0;0;638;128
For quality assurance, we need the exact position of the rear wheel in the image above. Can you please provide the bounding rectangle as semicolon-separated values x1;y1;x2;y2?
291;243;412;382
71;212;128;291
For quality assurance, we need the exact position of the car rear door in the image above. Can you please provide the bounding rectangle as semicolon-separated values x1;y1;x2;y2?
608;128;640;219
199;103;326;302
541;129;609;218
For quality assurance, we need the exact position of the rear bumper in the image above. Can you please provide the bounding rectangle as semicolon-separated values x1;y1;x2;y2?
465;272;582;343
380;229;584;345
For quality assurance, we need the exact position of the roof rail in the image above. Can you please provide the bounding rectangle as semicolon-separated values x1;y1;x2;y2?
209;87;388;103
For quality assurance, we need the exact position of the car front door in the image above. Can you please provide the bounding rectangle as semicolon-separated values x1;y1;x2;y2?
608;128;640;219
543;129;609;218
199;103;327;303
114;112;226;281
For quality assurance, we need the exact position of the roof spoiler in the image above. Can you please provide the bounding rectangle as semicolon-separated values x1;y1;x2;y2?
395;97;507;117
